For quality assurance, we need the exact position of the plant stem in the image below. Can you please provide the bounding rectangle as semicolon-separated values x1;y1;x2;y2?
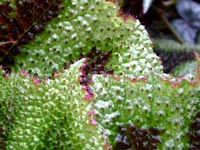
152;6;185;44
163;0;177;7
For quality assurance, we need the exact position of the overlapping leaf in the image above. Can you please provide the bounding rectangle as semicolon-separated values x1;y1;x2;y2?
91;73;200;149
0;0;62;70
12;0;162;78
0;60;105;150
0;1;199;150
0;59;199;149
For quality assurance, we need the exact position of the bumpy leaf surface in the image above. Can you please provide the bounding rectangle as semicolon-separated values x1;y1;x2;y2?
0;0;199;150
0;60;105;150
1;59;199;149
0;0;62;69
91;73;200;149
13;0;162;78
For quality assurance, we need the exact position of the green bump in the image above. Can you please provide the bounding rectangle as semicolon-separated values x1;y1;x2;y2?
13;0;162;78
1;60;105;150
0;0;199;149
91;74;200;149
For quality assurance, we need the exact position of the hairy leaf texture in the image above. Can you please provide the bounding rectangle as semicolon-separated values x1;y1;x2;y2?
0;60;105;150
0;0;63;70
0;0;199;150
91;73;200;149
0;66;17;150
0;59;199;149
13;0;162;78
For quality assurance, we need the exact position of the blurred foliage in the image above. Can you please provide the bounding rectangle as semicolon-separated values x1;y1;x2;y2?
119;0;200;76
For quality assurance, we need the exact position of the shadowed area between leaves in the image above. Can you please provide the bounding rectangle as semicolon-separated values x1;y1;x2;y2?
114;124;165;150
0;0;63;72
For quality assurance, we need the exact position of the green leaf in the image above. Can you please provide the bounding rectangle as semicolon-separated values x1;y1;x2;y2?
0;1;199;149
172;60;198;77
13;0;162;78
1;60;105;150
152;38;200;53
91;73;200;149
